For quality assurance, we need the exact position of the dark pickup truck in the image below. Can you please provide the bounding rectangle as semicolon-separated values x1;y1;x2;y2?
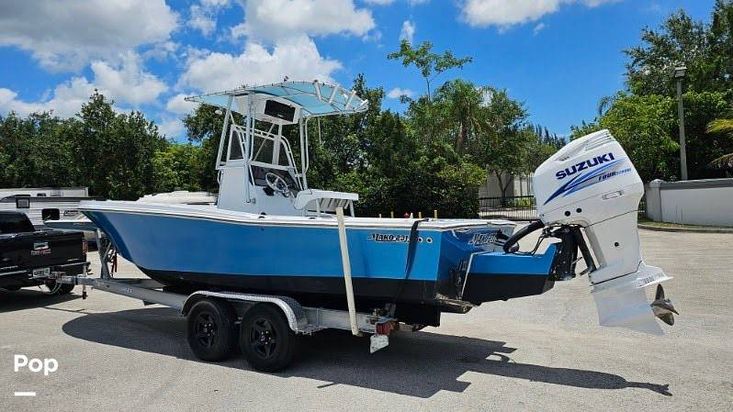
0;211;87;295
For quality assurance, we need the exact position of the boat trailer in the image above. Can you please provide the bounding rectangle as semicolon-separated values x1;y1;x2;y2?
54;207;401;371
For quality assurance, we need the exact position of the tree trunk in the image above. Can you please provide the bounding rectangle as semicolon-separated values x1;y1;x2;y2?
456;122;467;152
494;170;506;207
494;170;513;208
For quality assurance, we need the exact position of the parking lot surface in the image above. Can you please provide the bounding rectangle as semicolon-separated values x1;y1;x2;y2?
1;229;731;411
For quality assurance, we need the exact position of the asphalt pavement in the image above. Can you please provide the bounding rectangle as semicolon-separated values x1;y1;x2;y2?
1;229;731;411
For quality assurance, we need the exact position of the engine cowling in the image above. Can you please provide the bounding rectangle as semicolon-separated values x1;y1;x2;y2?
533;129;674;334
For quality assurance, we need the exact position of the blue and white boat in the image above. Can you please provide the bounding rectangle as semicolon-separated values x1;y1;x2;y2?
79;81;675;332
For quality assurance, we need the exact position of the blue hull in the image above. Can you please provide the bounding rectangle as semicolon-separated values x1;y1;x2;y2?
85;209;557;323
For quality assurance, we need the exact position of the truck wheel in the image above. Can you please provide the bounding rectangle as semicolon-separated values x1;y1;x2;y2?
1;286;21;291
187;299;238;362
43;281;75;295
240;304;297;372
56;283;75;295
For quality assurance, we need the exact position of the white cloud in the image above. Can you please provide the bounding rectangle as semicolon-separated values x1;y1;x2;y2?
233;0;375;43
0;78;95;118
460;0;617;29
400;20;416;43
188;0;231;36
189;5;217;36
0;52;167;117
202;0;230;6
364;0;429;4
387;87;414;99
91;52;167;106
0;0;178;71
166;94;197;115
0;89;40;116
533;22;547;35
157;118;187;139
142;41;180;62
180;36;341;92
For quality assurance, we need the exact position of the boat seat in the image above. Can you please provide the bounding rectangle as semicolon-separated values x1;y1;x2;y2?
294;189;359;212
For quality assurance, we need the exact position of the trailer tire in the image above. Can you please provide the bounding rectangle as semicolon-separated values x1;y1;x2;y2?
240;304;297;372
187;299;238;362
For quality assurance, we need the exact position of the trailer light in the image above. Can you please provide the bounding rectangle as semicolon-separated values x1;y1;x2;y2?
375;321;397;335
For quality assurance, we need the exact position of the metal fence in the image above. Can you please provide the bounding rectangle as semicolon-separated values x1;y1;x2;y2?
638;196;646;218
478;195;538;221
479;195;648;221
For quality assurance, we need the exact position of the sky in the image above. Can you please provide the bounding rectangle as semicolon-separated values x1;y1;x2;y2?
0;0;716;140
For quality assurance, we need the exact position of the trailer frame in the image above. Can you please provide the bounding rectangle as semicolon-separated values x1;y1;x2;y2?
56;227;401;370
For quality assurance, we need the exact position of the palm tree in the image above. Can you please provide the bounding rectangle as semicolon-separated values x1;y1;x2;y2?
434;79;487;153
707;111;733;168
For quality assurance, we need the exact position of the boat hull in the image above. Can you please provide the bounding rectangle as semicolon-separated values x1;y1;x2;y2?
82;203;557;324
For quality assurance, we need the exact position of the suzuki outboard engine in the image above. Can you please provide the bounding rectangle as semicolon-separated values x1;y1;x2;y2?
532;129;675;334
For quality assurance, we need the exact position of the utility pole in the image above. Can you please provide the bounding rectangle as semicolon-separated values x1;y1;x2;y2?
674;66;688;180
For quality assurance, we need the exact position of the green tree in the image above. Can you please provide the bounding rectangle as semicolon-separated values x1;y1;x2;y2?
104;112;166;199
387;40;472;99
68;91;166;199
433;79;487;152
0;112;76;188
574;1;733;181
570;120;603;139
152;144;205;193
678;91;731;178
625;1;733;96
706;107;733;168
183;104;229;191
469;88;532;203
525;124;565;172
600;93;678;181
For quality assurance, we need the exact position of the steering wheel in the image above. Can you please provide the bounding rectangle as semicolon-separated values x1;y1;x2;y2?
265;172;290;196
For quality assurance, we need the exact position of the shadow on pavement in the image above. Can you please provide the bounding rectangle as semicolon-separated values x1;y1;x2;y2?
0;288;80;313
62;307;671;398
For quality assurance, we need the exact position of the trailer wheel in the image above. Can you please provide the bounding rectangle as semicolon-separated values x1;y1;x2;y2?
187;299;238;362
240;304;297;372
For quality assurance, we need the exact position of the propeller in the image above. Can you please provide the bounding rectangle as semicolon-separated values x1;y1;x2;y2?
650;284;678;326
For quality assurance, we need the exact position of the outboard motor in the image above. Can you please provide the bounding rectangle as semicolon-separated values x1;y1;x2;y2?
530;129;676;334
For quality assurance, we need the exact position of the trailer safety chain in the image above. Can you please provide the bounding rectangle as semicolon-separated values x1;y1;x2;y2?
102;242;118;275
111;250;118;274
41;280;62;295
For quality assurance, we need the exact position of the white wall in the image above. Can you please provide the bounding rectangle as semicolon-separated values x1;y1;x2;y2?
645;179;733;227
479;173;534;198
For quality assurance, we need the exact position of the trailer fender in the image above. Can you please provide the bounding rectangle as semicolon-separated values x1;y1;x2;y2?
182;291;308;333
